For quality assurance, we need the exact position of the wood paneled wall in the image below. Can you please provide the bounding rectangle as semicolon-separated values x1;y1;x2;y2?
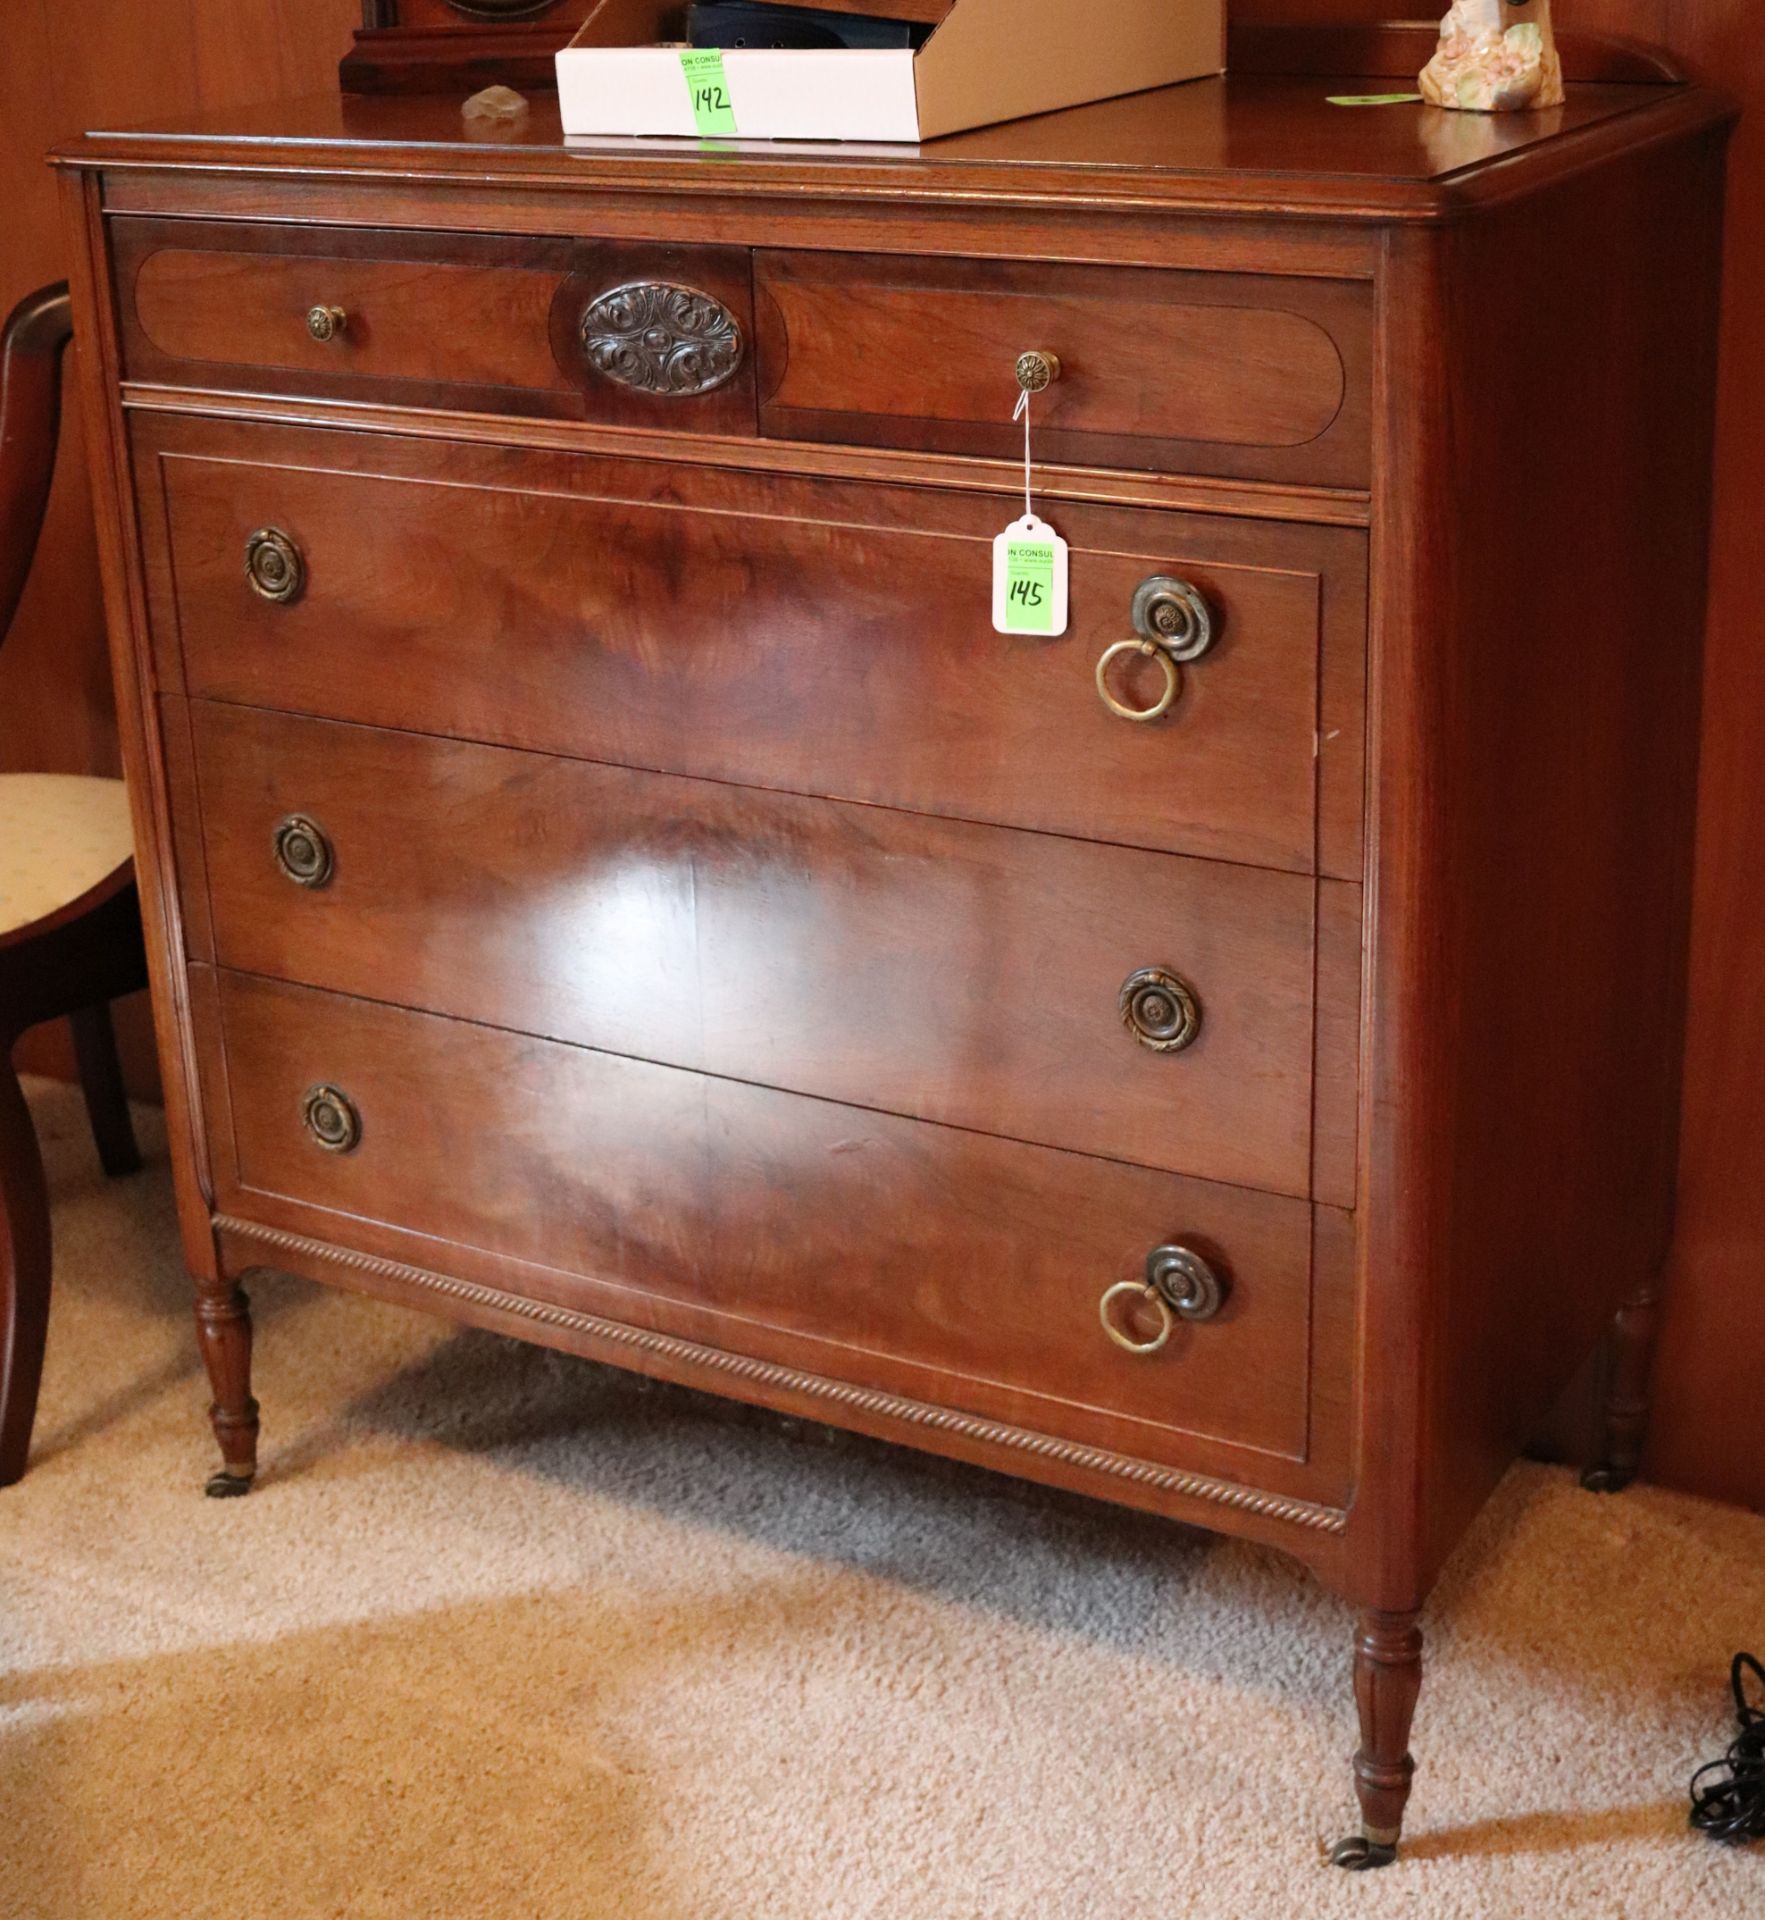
0;0;361;1089
4;2;1761;1508
1638;0;1765;1512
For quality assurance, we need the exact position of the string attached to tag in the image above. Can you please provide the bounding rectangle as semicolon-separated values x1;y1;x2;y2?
1014;386;1034;520
994;369;1069;637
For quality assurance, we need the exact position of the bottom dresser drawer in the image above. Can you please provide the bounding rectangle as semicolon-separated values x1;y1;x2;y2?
194;968;1324;1480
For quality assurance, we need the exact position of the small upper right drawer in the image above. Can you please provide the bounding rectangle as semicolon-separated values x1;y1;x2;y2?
753;252;1372;489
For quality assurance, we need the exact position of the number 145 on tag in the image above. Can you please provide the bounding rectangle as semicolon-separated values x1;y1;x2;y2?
992;513;1069;636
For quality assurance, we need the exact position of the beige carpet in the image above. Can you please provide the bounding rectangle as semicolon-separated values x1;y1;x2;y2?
2;1077;1762;1919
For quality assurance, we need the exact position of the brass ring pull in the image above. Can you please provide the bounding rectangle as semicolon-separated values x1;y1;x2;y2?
307;304;347;343
1095;577;1216;723
1101;1243;1228;1356
1095;638;1179;723
1099;1279;1173;1355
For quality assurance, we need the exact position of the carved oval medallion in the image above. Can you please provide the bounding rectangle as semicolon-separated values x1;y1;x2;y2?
580;282;744;397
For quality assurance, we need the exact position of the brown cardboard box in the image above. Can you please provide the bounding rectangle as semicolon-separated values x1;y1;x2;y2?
556;0;1225;142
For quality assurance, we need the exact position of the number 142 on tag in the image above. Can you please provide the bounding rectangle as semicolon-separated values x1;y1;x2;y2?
992;513;1069;636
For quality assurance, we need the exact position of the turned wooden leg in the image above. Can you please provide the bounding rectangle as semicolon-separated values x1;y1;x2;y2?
194;1277;258;1497
1581;1275;1660;1494
0;1059;53;1488
69;1002;141;1179
1332;1608;1424;1869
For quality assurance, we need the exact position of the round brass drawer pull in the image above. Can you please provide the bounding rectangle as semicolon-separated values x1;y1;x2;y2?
1100;1243;1227;1355
1119;966;1201;1053
1099;1279;1172;1355
1095;638;1179;723
273;814;333;889
1014;349;1061;394
306;304;348;343
244;527;304;604
301;1084;361;1154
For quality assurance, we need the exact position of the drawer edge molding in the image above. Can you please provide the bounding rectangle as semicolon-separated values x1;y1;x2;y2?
119;382;1376;528
211;1211;1349;1537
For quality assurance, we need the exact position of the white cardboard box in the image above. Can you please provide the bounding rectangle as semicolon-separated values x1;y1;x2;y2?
556;0;1225;145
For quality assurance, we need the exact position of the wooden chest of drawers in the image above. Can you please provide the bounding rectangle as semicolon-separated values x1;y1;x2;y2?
52;49;1732;1867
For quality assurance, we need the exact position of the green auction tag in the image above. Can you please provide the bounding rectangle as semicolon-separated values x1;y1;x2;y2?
1326;92;1424;106
1003;540;1055;633
681;49;737;136
992;514;1067;636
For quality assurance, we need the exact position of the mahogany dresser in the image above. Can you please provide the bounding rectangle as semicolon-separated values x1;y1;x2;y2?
51;35;1733;1866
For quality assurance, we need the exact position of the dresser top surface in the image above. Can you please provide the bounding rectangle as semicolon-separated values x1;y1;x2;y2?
55;74;1731;222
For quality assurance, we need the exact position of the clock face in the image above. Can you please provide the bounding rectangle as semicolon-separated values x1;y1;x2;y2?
442;0;563;17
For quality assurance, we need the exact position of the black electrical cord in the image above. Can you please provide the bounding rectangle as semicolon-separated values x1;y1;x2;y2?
1689;1653;1765;1844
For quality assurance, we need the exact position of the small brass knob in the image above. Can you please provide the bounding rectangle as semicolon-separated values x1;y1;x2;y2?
273;814;333;889
1119;966;1201;1053
301;1084;361;1154
1131;576;1214;663
1014;349;1061;394
244;527;304;604
306;304;347;343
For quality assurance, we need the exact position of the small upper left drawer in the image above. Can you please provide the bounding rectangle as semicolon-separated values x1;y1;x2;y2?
112;219;758;434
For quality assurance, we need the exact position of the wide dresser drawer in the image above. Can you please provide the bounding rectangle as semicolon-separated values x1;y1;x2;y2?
136;417;1366;876
191;968;1330;1481
114;220;1371;492
176;700;1354;1201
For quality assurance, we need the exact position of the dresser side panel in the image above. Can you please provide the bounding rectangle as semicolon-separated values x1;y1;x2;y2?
1353;127;1729;1607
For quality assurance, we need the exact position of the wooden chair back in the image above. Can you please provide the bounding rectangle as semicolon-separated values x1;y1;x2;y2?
0;283;74;653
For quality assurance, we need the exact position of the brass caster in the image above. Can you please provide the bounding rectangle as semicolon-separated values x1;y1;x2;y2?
1330;1834;1398;1870
1580;1463;1634;1494
205;1470;254;1499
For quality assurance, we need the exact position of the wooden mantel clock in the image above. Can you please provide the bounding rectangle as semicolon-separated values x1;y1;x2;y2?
40;20;1733;1872
341;0;592;92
